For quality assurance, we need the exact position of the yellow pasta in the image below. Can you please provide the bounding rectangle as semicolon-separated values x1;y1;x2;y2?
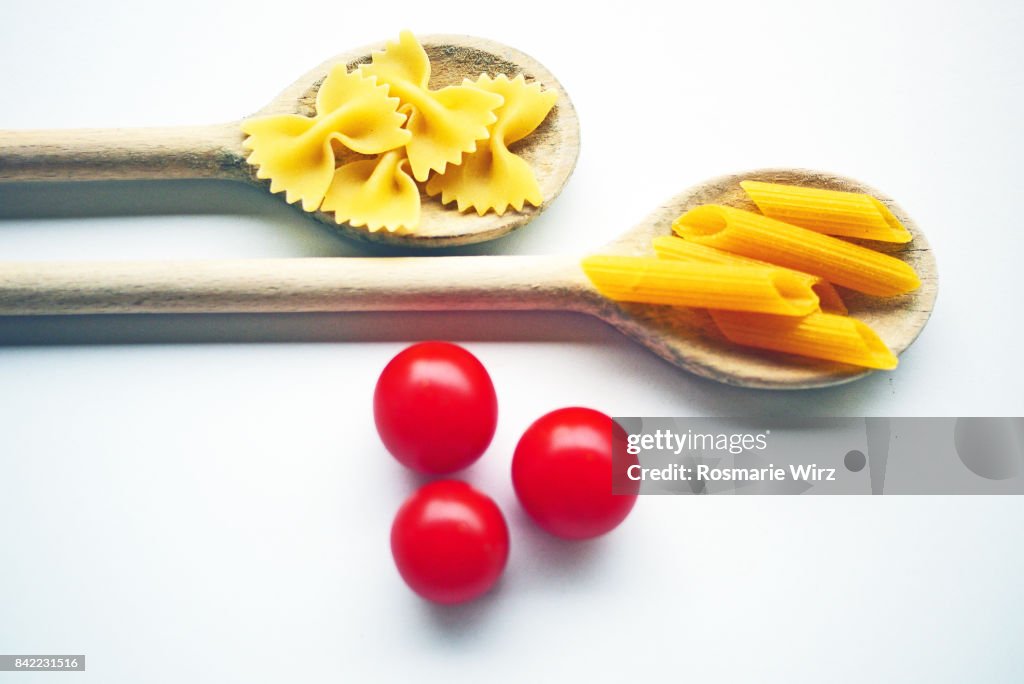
673;205;920;296
321;149;419;232
651;236;848;315
426;74;557;216
581;256;820;316
241;67;410;211
359;31;505;182
741;180;912;243
709;310;898;370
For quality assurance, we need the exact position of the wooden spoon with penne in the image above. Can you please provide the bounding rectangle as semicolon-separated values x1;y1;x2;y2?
0;169;937;390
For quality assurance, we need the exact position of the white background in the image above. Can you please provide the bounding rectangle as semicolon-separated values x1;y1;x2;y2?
2;1;1023;681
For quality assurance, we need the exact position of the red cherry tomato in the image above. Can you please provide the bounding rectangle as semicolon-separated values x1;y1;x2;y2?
390;480;510;604
374;342;498;474
512;407;638;540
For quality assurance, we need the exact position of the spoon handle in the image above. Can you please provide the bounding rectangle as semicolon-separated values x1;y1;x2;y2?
0;123;247;182
0;256;598;316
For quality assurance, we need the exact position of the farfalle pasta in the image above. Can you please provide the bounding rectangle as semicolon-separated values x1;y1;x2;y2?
322;149;419;232
359;31;505;183
241;31;558;234
241;67;409;211
426;74;557;216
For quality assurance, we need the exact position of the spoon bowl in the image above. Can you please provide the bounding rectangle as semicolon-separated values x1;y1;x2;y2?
248;34;580;247
591;168;938;388
0;35;580;248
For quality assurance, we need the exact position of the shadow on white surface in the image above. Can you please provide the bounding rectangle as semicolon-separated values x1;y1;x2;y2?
0;179;561;257
0;309;903;416
414;508;609;636
0;179;279;220
509;506;607;581
0;311;607;345
420;581;505;636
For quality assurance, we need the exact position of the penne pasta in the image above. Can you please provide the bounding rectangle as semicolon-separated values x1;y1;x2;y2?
709;310;898;370
672;205;921;296
651;235;848;315
581;255;819;316
740;180;912;243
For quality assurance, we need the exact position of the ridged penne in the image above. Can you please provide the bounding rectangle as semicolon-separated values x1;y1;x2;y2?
741;180;912;243
710;310;898;370
581;256;819;316
673;205;920;296
651;236;847;315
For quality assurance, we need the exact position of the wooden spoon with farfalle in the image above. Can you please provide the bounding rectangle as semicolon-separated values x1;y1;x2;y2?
0;34;580;247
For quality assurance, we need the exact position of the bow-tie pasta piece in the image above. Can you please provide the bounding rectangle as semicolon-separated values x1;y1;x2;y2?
360;31;505;182
321;149;420;232
426;74;557;216
241;67;411;211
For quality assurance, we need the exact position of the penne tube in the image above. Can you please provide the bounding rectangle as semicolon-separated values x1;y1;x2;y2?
581;255;819;316
673;205;921;296
740;180;912;243
651;236;848;315
709;310;898;370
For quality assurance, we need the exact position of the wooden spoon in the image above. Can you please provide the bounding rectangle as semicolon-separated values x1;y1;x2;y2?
0;169;936;389
0;35;580;248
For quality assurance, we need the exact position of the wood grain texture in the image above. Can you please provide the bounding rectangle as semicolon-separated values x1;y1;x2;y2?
595;168;938;389
0;35;579;248
0;124;248;181
0;256;591;315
